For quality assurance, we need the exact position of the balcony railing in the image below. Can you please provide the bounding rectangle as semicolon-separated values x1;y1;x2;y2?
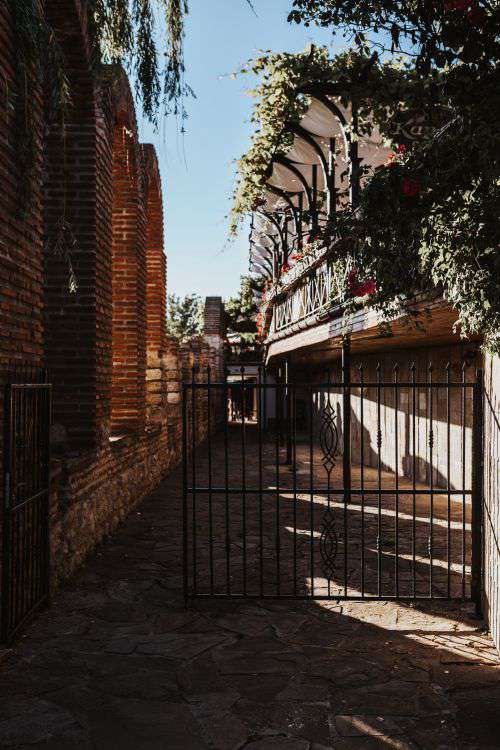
270;259;342;336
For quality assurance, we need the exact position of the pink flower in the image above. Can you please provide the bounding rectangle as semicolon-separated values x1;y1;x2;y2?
402;177;421;197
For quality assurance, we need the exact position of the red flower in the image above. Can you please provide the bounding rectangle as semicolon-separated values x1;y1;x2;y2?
396;143;408;154
282;262;291;273
444;0;468;10
467;4;484;24
307;234;319;243
348;268;376;298
402;177;421;197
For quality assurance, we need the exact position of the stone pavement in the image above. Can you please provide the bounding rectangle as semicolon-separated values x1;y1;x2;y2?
0;454;499;748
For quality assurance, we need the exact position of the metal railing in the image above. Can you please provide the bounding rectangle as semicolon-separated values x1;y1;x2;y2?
271;259;342;334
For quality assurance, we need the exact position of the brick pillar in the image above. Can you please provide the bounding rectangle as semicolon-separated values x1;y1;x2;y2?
110;124;147;435
143;145;166;424
43;0;99;449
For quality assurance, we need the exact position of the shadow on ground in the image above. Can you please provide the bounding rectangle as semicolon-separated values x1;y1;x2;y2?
0;457;499;749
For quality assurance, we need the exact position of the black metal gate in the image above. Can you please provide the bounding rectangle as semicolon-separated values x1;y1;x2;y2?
1;366;52;642
183;348;483;609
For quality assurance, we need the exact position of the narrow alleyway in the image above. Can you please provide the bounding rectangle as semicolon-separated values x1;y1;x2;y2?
0;436;499;749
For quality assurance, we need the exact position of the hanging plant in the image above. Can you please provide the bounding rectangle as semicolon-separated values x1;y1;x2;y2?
230;46;449;234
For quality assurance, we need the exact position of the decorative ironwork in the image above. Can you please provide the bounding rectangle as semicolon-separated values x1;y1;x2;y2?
182;360;478;605
319;402;339;474
319;507;338;580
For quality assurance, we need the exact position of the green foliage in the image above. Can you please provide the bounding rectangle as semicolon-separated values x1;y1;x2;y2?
225;275;263;333
230;3;499;352
288;0;500;75
10;0;190;209
166;293;204;340
230;46;448;233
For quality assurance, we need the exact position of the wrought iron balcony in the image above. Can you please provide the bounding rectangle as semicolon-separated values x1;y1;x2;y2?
268;256;343;338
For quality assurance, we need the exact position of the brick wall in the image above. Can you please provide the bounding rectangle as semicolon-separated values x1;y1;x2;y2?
0;2;226;597
0;4;44;366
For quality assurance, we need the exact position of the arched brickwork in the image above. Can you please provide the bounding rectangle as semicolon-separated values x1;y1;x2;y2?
106;71;147;435
43;0;99;448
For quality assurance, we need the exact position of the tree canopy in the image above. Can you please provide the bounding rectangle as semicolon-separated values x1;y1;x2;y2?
166;293;204;340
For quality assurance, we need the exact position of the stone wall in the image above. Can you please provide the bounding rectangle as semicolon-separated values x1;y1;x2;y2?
484;353;500;651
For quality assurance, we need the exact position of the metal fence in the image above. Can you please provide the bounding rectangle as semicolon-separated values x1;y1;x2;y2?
183;354;483;608
1;366;52;643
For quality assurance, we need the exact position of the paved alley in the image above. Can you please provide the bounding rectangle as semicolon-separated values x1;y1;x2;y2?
0;449;499;749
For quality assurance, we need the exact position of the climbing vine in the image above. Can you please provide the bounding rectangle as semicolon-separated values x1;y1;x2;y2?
232;42;500;353
10;0;191;208
230;46;448;233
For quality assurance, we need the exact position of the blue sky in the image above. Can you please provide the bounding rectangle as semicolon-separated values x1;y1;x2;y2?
137;0;341;301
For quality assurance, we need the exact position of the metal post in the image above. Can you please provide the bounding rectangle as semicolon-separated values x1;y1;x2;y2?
311;164;318;232
297;192;304;251
285;359;292;466
471;369;484;616
182;384;189;608
342;338;351;506
327;137;336;224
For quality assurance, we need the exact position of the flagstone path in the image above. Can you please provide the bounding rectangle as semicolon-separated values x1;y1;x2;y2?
0;449;499;749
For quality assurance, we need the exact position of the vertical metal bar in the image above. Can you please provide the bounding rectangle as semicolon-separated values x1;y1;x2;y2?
428;363;434;598
263;366;268;431
327;137;336;224
342;338;351;597
326;367;332;599
411;363;417;598
446;363;451;597
191;367;197;595
394;364;400;598
297;192;304;252
376;362;382;597
182;384;189;605
275;368;281;595
359;363;365;597
285;359;292;466
207;366;214;595
224;372;231;595
461;363;467;599
311;164;318;231
2;384;13;641
241;366;247;596
292;378;298;596
471;369;484;615
258;366;264;597
44;383;52;603
309;384;315;598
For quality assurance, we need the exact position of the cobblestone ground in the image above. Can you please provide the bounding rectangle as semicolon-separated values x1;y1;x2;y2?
0;431;499;749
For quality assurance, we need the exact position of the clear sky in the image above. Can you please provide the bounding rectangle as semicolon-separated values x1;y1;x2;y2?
137;0;341;302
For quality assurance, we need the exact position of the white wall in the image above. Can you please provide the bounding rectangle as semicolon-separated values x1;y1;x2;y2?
484;353;500;650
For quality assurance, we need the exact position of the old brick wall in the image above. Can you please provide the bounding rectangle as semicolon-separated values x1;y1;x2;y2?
0;2;226;596
0;4;44;366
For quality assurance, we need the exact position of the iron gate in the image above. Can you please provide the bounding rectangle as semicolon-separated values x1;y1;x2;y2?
183;350;483;609
1;366;52;642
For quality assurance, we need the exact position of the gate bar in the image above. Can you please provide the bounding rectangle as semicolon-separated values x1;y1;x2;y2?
471;368;484;615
